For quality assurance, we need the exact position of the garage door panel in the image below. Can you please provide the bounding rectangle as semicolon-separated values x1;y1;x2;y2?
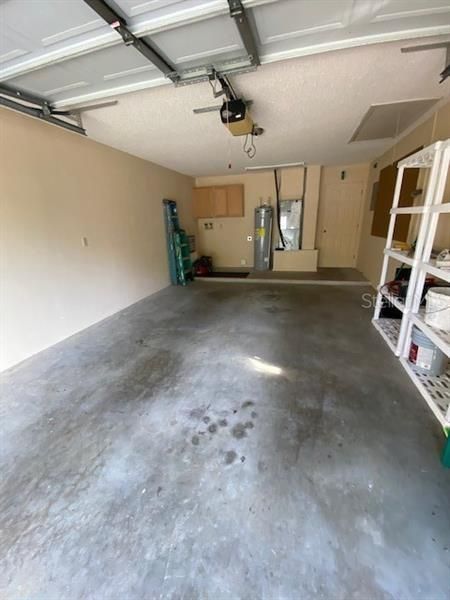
150;15;242;67
9;44;161;102
0;0;108;63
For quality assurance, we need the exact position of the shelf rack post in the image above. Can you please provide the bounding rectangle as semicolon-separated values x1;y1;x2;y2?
374;166;405;321
397;146;448;356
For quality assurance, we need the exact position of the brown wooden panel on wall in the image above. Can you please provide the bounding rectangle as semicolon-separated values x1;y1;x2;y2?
212;187;228;217
394;168;419;241
226;185;244;216
371;165;395;239
192;187;213;218
371;165;419;241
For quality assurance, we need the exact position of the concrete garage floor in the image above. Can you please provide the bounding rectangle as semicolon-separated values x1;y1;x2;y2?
1;283;449;599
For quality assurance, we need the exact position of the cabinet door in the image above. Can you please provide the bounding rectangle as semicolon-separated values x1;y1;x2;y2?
226;185;244;217
192;187;213;218
212;187;228;217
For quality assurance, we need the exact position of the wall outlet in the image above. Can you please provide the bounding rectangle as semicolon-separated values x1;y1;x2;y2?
240;259;247;266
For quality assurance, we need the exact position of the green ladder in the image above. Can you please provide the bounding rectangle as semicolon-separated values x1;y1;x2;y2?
163;199;193;286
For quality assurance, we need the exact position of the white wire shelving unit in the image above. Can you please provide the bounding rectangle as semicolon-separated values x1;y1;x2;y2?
373;140;450;432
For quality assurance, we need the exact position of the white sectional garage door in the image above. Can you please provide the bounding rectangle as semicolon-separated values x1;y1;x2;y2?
1;0;449;108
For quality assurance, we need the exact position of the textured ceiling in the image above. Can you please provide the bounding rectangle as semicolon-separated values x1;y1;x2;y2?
82;38;450;175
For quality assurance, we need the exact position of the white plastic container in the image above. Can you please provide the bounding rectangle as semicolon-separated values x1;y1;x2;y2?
425;287;450;332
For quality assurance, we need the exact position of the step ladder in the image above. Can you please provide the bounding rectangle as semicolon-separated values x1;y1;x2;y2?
163;199;194;286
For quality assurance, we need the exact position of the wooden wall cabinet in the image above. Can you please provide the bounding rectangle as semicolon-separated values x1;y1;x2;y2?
191;187;213;218
192;185;244;218
212;187;228;217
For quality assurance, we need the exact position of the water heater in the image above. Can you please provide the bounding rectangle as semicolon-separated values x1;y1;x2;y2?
254;205;273;271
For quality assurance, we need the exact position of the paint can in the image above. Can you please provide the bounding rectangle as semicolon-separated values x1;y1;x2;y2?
408;326;448;376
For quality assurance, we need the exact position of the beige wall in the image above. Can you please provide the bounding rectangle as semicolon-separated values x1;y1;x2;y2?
0;108;194;371
357;101;450;287
195;166;321;268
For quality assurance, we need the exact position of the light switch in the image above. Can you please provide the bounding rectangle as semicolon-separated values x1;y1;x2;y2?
81;237;88;247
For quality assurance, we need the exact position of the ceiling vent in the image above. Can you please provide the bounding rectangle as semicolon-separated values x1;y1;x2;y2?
349;98;440;142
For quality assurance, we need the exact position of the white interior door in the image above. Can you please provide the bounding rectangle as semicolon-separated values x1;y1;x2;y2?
317;182;364;267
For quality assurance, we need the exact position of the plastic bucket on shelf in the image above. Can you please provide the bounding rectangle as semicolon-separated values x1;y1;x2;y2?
425;287;450;332
408;326;448;376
